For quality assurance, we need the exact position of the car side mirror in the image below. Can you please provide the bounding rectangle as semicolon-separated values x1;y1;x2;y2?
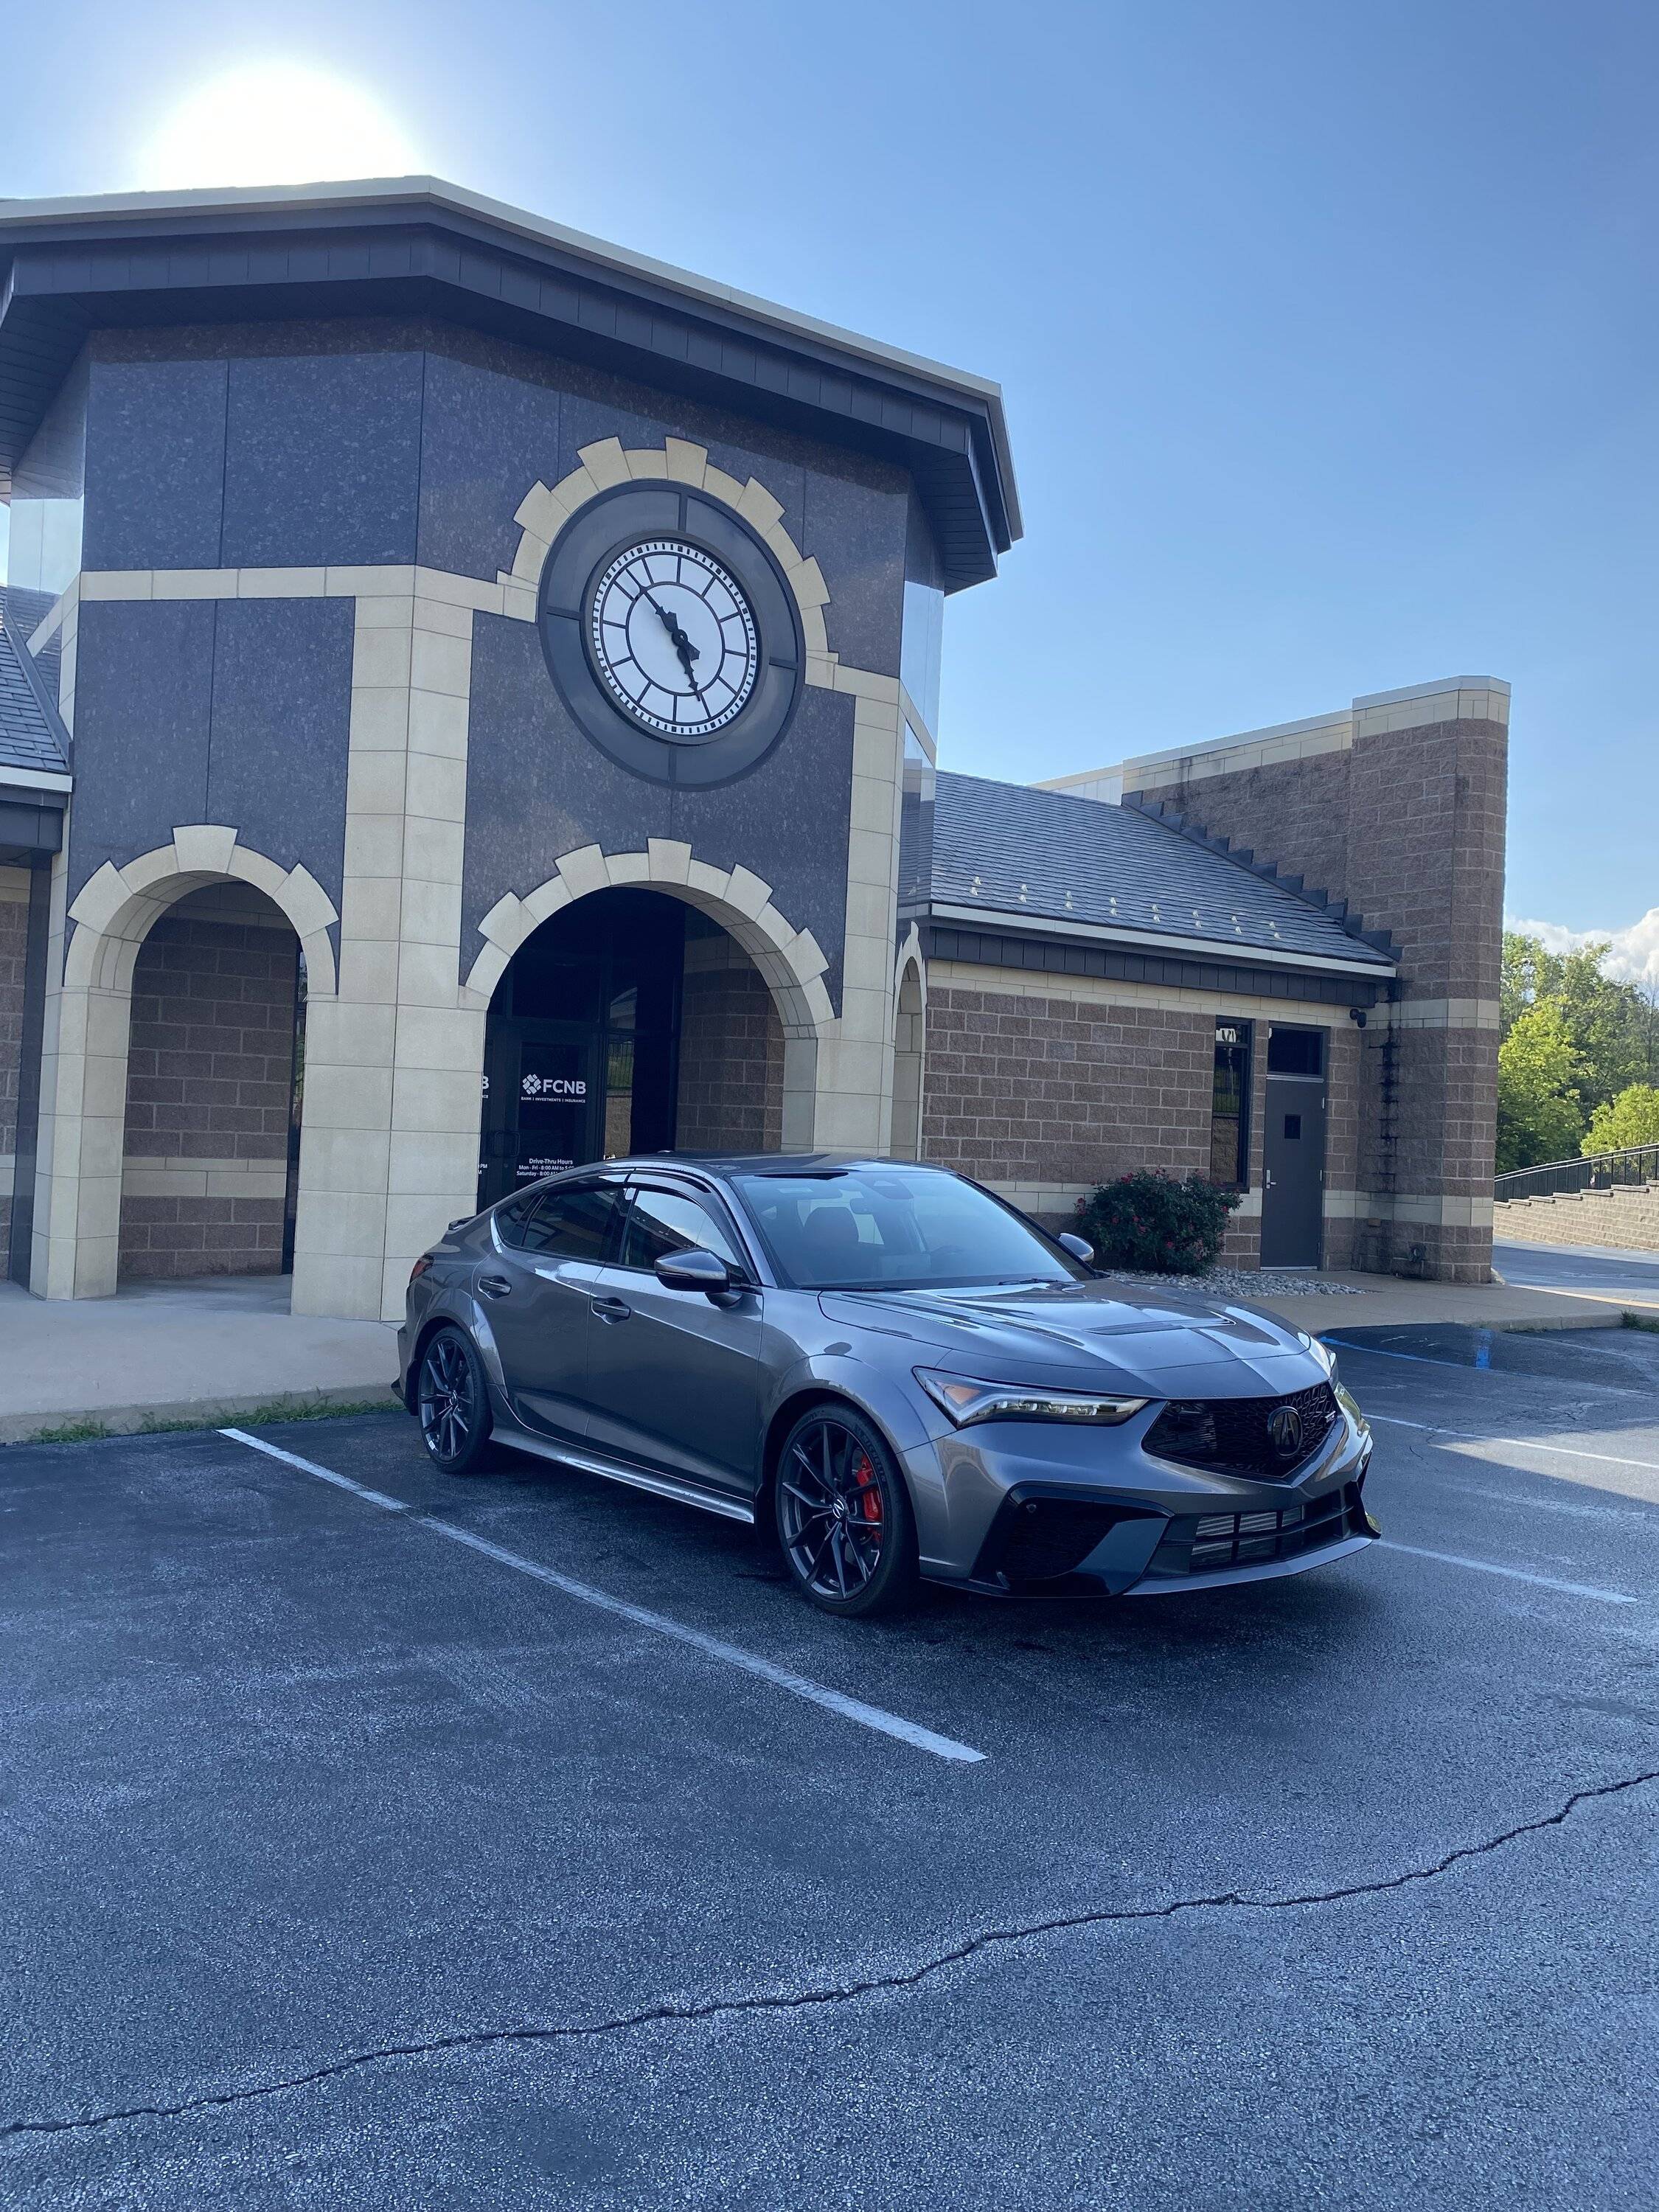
653;1248;737;1299
1057;1232;1095;1265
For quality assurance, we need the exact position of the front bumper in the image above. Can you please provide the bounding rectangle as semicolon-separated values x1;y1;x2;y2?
906;1404;1377;1599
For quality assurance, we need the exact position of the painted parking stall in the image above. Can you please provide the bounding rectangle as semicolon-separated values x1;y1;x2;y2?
4;1322;1658;2208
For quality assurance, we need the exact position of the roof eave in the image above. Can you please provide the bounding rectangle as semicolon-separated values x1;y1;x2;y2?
925;902;1397;981
0;176;1020;568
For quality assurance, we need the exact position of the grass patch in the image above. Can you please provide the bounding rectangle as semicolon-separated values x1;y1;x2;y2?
1619;1310;1659;1335
27;1418;116;1445
13;1393;403;1449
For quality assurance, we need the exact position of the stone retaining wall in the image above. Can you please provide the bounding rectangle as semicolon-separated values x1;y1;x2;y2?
1494;1183;1659;1252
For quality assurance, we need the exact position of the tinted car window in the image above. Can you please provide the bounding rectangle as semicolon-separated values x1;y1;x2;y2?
515;1183;621;1261
733;1169;1084;1291
621;1186;743;1273
493;1190;541;1249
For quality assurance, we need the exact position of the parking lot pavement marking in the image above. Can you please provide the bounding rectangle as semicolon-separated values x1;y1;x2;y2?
221;1428;414;1514
218;1429;985;1767
1377;1538;1640;1606
422;1520;987;1764
1370;1413;1659;1479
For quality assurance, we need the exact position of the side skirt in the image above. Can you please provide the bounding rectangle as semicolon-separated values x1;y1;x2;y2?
498;1423;757;1527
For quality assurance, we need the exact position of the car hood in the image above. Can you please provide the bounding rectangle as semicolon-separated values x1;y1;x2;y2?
817;1277;1326;1399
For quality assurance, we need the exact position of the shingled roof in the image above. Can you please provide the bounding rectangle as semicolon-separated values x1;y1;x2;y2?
930;772;1394;970
0;587;70;782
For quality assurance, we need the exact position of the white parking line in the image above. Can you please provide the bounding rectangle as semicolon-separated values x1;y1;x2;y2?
1371;1413;1659;1478
220;1427;985;1767
1362;1415;1647;1603
1377;1540;1638;1606
224;1428;414;1514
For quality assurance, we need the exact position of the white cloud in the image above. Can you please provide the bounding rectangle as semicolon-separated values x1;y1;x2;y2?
1507;909;1659;987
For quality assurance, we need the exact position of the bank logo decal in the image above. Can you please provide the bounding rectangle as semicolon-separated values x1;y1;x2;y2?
521;1074;588;1099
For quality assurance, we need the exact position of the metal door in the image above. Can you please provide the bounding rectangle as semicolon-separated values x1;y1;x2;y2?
1261;1069;1327;1267
585;1183;763;1499
479;1180;623;1441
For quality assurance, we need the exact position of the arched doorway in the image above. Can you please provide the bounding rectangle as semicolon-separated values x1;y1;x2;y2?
116;881;304;1285
479;886;786;1208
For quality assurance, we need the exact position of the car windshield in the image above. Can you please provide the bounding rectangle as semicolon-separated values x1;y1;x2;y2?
731;1168;1088;1292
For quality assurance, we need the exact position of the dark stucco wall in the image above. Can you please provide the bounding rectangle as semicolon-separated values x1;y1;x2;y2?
67;319;911;999
69;597;353;907
464;615;855;995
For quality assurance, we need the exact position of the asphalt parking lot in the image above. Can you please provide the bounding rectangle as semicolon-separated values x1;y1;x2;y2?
4;1324;1657;2211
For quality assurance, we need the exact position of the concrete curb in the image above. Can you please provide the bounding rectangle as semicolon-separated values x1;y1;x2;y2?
1306;1309;1618;1338
0;1381;403;1448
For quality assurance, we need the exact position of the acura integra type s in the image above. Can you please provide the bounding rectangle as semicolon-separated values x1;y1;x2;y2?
398;1156;1378;1618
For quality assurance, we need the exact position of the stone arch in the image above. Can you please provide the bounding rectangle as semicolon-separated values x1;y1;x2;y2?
464;839;836;1152
33;831;337;1298
500;437;835;672
891;928;927;1161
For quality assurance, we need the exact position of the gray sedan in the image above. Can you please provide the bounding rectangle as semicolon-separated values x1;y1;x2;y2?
397;1155;1377;1618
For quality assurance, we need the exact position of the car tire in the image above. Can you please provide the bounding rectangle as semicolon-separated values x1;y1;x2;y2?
774;1404;917;1619
415;1325;497;1476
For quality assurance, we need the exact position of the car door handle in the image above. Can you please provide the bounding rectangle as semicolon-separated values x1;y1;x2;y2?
477;1274;513;1300
591;1295;633;1323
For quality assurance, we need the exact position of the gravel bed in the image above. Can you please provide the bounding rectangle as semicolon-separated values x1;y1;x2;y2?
1099;1268;1366;1297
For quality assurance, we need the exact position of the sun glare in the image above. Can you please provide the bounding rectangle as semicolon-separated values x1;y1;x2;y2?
138;63;420;192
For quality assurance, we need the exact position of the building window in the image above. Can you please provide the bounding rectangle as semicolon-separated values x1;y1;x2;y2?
1211;1020;1252;1187
1267;1026;1324;1077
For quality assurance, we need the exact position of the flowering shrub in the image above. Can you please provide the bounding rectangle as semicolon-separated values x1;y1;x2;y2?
1075;1169;1243;1276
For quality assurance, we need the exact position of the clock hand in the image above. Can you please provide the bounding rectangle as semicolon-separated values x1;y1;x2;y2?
644;592;703;689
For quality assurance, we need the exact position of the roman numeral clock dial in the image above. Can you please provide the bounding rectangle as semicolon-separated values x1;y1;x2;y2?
588;540;759;737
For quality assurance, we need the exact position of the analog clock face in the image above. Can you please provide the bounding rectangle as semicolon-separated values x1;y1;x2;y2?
587;539;760;738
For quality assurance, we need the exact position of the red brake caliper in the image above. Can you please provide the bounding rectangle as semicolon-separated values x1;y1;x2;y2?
850;1449;883;1526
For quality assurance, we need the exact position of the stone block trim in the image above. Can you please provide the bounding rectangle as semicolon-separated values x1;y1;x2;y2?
463;843;837;1040
499;443;836;670
29;830;338;1301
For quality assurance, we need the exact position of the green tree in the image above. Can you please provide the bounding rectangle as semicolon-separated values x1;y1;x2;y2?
1583;1083;1659;1156
1500;930;1560;1037
1551;944;1652;1112
1496;1001;1586;1174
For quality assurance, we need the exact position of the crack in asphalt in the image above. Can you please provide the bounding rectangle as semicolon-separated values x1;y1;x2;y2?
7;1767;1655;2143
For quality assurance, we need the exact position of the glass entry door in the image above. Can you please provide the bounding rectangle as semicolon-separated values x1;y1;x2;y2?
476;888;689;1211
479;1023;600;1210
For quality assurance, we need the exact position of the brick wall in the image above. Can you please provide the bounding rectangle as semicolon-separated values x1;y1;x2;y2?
1130;697;1507;1284
0;869;27;1272
119;883;299;1280
922;984;1214;1195
674;938;784;1153
921;970;1366;1270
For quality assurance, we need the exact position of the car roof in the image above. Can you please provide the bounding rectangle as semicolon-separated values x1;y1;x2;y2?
604;1153;953;1183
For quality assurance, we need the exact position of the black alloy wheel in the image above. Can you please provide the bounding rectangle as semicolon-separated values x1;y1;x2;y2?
776;1406;917;1618
417;1326;495;1475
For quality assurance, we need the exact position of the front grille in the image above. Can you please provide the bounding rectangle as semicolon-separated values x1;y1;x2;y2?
1142;1382;1338;1481
973;1497;1141;1587
1146;1483;1366;1578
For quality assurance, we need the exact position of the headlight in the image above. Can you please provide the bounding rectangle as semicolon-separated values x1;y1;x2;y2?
916;1369;1148;1429
1297;1331;1337;1376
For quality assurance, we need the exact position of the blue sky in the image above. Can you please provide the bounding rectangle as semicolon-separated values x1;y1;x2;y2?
4;0;1656;947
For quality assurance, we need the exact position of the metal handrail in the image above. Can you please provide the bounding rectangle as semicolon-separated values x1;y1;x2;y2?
1495;1143;1659;1203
